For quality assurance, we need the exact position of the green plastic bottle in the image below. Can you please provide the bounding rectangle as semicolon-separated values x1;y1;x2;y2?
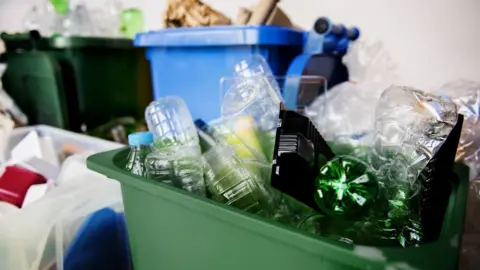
314;156;379;218
120;8;144;39
49;0;69;15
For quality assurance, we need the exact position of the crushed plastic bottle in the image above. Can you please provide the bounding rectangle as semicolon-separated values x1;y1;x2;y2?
144;96;205;196
368;86;458;246
371;86;457;180
125;132;154;177
221;57;283;161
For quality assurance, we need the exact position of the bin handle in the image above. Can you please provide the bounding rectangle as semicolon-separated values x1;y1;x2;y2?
28;30;42;50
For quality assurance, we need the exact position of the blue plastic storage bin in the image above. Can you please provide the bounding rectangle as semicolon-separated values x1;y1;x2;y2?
135;26;304;122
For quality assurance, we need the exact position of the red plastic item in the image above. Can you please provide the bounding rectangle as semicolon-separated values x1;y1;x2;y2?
0;166;47;208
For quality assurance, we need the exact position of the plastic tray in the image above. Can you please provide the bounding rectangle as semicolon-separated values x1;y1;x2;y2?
2;125;122;162
87;147;469;270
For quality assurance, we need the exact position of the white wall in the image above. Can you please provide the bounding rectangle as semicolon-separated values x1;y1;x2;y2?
1;0;479;89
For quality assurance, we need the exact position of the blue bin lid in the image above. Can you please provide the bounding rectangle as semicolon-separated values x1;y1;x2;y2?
135;25;304;47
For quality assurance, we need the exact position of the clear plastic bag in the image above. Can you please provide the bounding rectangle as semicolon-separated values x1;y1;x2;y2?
0;156;122;270
306;40;400;140
436;79;480;178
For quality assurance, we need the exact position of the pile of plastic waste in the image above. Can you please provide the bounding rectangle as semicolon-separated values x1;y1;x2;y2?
122;53;466;248
23;0;143;38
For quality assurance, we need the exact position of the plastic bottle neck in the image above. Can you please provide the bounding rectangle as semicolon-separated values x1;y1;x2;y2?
130;144;153;152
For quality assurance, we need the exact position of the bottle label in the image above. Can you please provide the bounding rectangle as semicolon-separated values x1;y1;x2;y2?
223;181;251;200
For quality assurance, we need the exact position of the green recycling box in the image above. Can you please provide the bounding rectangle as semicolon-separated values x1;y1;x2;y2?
87;147;469;270
0;32;152;131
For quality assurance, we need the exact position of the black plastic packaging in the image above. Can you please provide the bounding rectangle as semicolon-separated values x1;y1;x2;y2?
418;114;464;243
271;109;334;210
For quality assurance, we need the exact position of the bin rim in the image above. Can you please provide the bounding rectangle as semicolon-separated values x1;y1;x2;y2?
1;33;134;50
134;25;305;47
48;36;134;49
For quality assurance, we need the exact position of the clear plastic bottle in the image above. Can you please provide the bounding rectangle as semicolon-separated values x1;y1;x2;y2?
370;86;458;200
144;96;206;196
125;132;155;177
222;56;282;129
203;146;275;217
145;96;199;148
221;56;283;161
145;145;205;196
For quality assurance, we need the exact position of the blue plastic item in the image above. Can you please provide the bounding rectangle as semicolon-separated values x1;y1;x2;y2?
304;17;360;54
128;131;154;146
135;25;304;122
63;208;132;270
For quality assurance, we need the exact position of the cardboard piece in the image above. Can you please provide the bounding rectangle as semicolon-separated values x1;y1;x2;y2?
237;0;296;28
265;7;293;28
247;0;280;25
164;0;231;27
235;7;252;25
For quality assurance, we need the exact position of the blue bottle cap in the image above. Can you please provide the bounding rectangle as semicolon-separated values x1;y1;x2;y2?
128;132;154;146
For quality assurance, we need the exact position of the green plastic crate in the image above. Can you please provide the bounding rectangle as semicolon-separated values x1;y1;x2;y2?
87;147;469;270
1;32;153;131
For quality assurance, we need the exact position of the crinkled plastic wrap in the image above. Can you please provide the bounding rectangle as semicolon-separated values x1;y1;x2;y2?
306;82;376;139
306;40;399;140
371;86;457;182
437;79;480;178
